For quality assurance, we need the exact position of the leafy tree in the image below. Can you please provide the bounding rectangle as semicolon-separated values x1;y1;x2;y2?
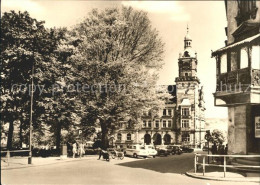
69;7;166;148
206;129;225;145
1;11;51;149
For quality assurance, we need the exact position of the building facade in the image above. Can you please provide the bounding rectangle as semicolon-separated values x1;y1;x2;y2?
113;29;206;149
212;0;260;154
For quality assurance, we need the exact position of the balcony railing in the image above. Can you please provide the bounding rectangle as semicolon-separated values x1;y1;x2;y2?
216;68;252;93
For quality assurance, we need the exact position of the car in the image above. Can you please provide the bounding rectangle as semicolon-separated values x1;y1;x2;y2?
181;146;194;153
125;144;149;158
167;145;182;155
144;145;157;158
155;145;171;156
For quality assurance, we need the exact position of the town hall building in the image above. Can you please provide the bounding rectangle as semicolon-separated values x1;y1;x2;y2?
113;28;206;149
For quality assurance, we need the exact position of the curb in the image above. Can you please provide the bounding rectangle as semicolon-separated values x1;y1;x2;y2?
185;171;260;183
1;156;97;170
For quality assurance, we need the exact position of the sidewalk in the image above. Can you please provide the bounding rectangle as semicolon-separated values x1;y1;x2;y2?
186;166;260;182
1;155;98;170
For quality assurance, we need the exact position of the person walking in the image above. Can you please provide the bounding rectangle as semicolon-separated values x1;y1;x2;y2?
211;142;217;162
97;147;102;160
72;142;77;158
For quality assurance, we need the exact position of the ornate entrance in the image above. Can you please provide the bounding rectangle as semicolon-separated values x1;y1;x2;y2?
144;134;151;145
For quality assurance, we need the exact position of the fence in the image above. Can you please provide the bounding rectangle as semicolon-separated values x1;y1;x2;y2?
194;153;260;177
1;150;30;166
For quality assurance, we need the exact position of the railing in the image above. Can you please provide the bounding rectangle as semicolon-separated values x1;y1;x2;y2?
1;150;30;166
194;153;260;177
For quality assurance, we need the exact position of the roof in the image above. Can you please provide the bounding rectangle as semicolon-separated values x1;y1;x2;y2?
212;33;260;56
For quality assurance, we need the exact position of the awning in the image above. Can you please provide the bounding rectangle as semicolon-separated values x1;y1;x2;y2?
212;33;260;56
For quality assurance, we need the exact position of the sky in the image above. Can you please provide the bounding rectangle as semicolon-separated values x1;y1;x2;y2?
2;0;228;118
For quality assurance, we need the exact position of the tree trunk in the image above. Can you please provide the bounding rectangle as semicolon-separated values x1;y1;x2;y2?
19;120;23;148
101;121;109;149
7;121;14;150
56;122;61;154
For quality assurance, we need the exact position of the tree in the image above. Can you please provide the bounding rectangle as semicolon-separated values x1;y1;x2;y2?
206;129;225;146
1;11;52;149
69;7;165;148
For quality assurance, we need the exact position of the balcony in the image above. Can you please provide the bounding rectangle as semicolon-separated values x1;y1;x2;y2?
214;68;260;106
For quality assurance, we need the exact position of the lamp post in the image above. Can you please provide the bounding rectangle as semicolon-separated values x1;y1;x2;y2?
28;61;34;164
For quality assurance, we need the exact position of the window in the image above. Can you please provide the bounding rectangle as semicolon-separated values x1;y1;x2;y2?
127;133;131;141
236;0;257;25
168;109;172;116
240;47;248;69
168;120;172;128
182;120;189;128
163;120;167;128
220;54;227;73
148;120;152;128
182;132;190;142
148;110;152;116
155;120;159;128
252;46;260;69
163;109;166;116
182;108;190;116
119;122;123;128
143;120;146;128
117;133;122;141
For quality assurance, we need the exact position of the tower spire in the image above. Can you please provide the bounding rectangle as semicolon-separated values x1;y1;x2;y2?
187;24;189;34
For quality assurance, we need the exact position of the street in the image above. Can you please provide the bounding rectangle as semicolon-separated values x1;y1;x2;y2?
1;153;258;185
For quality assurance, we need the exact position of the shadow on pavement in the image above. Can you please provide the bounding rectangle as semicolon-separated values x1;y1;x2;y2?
117;153;194;174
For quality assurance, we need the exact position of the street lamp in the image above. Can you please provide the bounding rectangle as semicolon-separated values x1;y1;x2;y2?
28;60;34;164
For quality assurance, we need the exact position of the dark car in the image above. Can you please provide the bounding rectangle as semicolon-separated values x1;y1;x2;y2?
155;145;171;156
181;146;194;153
167;145;182;155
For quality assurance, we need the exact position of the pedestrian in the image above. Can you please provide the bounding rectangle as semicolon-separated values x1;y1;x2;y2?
224;144;228;155
211;142;217;162
72;141;77;158
97;147;102;160
78;143;85;158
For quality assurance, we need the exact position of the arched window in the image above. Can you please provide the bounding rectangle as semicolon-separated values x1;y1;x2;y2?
117;133;122;141
127;133;131;141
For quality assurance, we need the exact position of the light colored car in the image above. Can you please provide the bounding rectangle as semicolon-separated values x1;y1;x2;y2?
125;144;149;158
144;145;157;158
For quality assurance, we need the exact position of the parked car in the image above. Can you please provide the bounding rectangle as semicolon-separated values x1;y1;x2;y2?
144;145;157;158
181;146;194;153
125;144;149;158
155;145;171;156
167;145;182;155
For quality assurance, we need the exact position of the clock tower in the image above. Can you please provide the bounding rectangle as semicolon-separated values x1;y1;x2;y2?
175;27;205;148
